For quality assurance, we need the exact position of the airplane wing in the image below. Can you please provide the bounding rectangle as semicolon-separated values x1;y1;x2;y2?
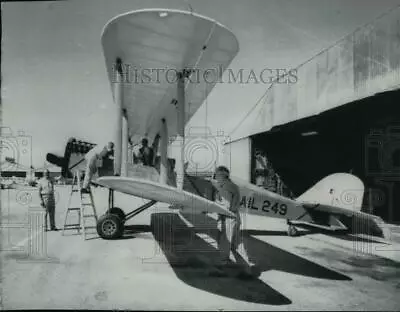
96;176;236;218
101;8;240;143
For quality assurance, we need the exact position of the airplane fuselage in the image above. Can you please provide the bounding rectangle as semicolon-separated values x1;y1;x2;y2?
232;177;308;221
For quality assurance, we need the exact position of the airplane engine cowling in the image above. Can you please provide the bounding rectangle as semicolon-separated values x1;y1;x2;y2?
46;137;97;178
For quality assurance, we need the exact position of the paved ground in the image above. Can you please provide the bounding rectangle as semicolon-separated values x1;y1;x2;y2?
1;186;400;310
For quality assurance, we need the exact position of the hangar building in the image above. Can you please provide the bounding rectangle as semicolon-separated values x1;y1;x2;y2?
224;6;400;224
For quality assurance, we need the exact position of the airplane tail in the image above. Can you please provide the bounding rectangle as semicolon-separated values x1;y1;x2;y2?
296;173;365;212
296;173;392;239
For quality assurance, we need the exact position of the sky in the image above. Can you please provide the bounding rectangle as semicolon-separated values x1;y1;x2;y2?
2;0;400;169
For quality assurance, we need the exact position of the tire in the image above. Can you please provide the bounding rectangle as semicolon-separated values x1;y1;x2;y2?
108;207;126;222
96;214;124;239
287;225;298;237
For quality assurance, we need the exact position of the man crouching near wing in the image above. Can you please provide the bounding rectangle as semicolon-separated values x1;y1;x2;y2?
81;141;114;193
212;166;261;278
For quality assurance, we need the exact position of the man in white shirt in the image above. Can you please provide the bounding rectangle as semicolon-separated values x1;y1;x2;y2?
82;142;114;192
38;169;57;231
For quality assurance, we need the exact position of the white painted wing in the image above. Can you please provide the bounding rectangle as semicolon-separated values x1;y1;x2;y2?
96;176;236;217
101;9;239;143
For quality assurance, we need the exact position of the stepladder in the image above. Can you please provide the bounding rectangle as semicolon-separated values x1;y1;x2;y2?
62;171;98;240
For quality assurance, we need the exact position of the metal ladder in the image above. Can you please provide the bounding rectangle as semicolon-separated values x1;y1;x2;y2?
62;171;98;240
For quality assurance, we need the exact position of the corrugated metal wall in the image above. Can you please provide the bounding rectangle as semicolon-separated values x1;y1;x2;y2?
231;6;400;142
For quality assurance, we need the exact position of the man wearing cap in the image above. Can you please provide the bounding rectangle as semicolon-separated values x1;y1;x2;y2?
212;165;260;278
82;141;114;192
38;169;57;231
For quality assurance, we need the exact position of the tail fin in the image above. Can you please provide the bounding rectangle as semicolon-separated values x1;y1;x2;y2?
296;173;365;211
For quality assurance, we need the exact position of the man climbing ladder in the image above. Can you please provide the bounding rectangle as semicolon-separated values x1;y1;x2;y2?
63;171;98;240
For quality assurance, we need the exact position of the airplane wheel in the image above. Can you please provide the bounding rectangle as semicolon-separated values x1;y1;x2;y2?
287;225;298;237
108;207;125;222
97;214;124;239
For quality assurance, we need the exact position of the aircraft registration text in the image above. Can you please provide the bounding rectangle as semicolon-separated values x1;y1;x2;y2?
240;196;288;216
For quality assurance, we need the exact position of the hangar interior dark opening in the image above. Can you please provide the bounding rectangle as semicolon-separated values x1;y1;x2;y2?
251;89;400;224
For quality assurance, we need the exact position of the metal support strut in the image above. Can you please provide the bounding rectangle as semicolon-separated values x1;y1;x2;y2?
125;200;157;221
96;187;157;240
108;188;114;212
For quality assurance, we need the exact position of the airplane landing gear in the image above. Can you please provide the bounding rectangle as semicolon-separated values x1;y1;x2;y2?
287;224;298;237
108;207;126;222
96;189;125;239
286;219;299;237
97;214;124;239
95;188;157;240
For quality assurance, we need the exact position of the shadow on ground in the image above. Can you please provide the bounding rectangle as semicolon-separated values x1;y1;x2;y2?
245;224;391;245
85;224;153;240
295;245;400;282
293;223;391;245
148;212;353;305
124;224;153;240
180;213;352;281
